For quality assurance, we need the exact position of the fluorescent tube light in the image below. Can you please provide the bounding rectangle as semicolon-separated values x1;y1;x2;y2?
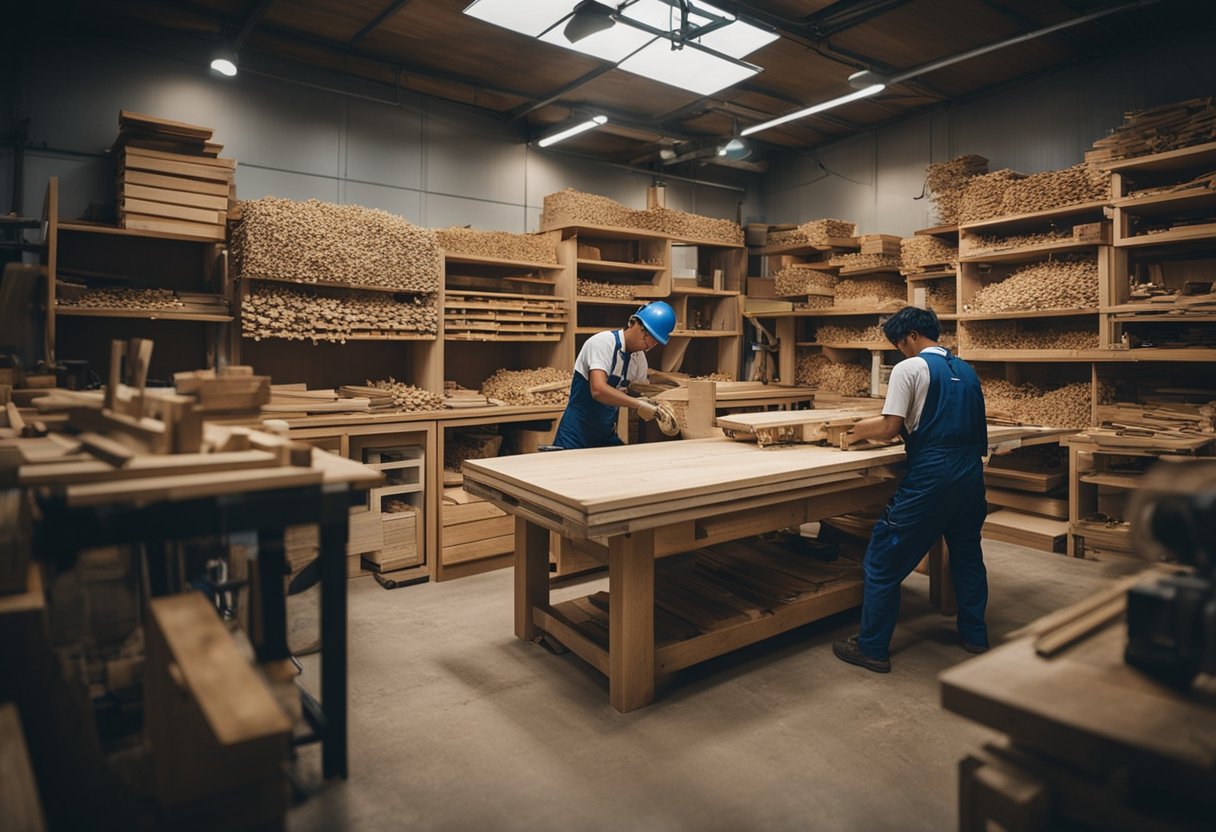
739;84;884;136
619;40;760;97
537;115;609;147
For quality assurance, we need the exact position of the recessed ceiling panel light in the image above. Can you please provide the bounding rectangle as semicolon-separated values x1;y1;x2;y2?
693;19;778;59
618;40;760;96
463;0;578;38
620;0;718;31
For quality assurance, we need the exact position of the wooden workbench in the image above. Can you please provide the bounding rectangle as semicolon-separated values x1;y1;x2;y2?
464;426;1074;712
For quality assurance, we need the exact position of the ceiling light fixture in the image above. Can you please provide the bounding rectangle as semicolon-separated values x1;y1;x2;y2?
564;1;617;43
210;44;239;77
740;0;1158;138
717;117;750;160
537;115;609;147
464;0;776;96
740;84;884;137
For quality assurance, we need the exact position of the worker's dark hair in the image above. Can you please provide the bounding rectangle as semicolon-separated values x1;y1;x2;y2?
882;306;940;345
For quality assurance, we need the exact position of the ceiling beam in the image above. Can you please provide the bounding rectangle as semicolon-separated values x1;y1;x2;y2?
506;63;621;121
798;0;915;38
349;0;417;45
231;0;275;48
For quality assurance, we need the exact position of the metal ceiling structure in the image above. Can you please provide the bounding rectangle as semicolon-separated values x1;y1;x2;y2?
18;0;1216;173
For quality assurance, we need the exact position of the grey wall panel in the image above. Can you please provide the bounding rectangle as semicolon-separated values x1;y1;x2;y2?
875;117;935;236
234;74;343;177
23;153;113;221
344;96;424;190
344;181;424;225
424;99;526;205
425;192;527;232
526;151;645;206
235;165;340;203
525;205;543;232
950;81;1080;173
764;187;798;226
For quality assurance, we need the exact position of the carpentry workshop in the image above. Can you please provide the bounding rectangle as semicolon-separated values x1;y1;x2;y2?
3;1;1216;830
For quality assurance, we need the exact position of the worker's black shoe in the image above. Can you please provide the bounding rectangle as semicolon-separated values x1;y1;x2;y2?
962;641;989;654
832;634;891;673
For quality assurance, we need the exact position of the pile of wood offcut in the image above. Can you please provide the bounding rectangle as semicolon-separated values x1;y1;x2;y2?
577;278;637;299
773;265;836;297
829;251;902;273
541;189;743;245
959;165;1108;223
833;278;906;310
233;197;441;292
982;379;1092;429
1087;97;1216;164
900;235;958;273
966;258;1099;312
348;379;444;412
966;321;1098;351
480;367;572;406
242;284;438;342
435;227;557;263
767;219;857;248
813;322;886;344
925;155;988;225
795;351;871;396
958;170;1027;223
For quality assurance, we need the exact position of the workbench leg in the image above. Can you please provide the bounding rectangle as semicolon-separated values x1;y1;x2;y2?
929;539;958;616
608;529;655;713
252;529;290;661
319;492;349;779
515;517;549;641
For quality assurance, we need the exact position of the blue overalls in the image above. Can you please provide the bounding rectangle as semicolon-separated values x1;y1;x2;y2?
553;330;632;449
857;349;989;659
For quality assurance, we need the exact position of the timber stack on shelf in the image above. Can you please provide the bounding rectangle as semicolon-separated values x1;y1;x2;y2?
541;187;746;380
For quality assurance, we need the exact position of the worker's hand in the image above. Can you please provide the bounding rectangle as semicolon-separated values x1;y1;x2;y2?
637;399;659;421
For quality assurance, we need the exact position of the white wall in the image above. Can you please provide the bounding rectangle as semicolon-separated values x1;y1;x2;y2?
763;28;1216;236
6;29;759;227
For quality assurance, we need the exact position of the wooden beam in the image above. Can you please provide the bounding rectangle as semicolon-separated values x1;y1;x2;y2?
349;0;417;44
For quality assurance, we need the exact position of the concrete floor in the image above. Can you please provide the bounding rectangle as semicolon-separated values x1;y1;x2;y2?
289;541;1141;831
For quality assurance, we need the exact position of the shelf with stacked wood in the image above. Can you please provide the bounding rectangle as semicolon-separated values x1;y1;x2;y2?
42;178;233;379
1106;141;1216;249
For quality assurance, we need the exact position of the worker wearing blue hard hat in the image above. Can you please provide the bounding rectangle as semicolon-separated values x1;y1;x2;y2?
552;301;676;449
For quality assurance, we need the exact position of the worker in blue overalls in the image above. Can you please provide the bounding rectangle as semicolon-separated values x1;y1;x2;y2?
833;306;989;673
552;301;676;449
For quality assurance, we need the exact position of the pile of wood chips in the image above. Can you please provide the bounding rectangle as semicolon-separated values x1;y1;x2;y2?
773;264;836;297
233;197;441;292
57;287;186;311
925;155;989;224
967;258;1099;312
767;218;857;248
359;378;445;412
999;164;1110;216
577;278;637;299
795;351;871;396
828;251;902;272
813;322;886;344
480;367;572;406
833;278;906;310
900;235;958;273
966;321;1098;351
982;378;1092;429
435;227;557;263
541;189;743;245
242;284;438;342
794;295;835;311
925;279;957;313
958;170;1028;223
1087;97;1216;164
968;228;1072;253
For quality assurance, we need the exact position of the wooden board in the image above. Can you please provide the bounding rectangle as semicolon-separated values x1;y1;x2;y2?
982;509;1067;552
119;169;230;196
18;450;279;486
120;215;225;241
121;197;221;224
65;466;323;507
118;183;229;210
985;487;1069;519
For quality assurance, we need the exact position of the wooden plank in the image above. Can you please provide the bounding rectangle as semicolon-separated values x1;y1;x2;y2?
121;145;235;169
985;488;1069;519
120;214;224;241
119;169;230;196
18;450;278;486
0;702;46;832
442;514;514;546
443;501;507;525
121;197;221;224
442;533;514;564
119;154;233;183
119;110;213;140
65;466;322;507
983;510;1067;551
119;183;228;210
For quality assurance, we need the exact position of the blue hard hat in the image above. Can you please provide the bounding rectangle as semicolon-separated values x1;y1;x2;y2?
634;301;675;345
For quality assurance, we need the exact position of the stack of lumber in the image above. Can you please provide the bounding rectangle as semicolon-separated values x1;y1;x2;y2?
443;385;495;409
259;385;371;415
173;366;269;417
925;154;989;224
858;234;902;256
442;487;513;566
828;251;903;273
435;227;557;263
361;503;420;574
56;286;230;316
345;379;443;412
114;111;233;241
773;263;837;297
1127;168;1216;199
766;218;857;249
983;445;1070;551
1095;400;1216;436
1087;97;1216;164
444;290;567;341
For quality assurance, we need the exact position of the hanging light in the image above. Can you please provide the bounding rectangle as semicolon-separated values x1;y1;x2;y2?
563;1;616;43
210;44;239;77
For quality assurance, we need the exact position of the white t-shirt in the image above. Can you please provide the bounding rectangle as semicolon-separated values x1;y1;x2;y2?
574;330;649;387
882;346;949;434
